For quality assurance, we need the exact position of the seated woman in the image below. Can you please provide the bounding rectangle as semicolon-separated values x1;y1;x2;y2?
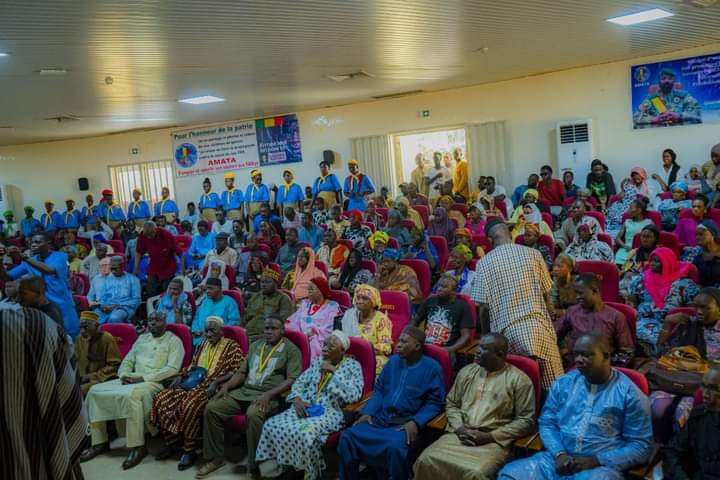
549;254;577;318
363;200;385;228
150;316;244;470
508;188;540;224
676;194;710;247
192;259;229;302
564;220;614;263
454;227;484;258
681;220;720;288
464;204;486;236
374;248;422;306
238;252;270;301
511;203;553;240
152;278;194;325
438;195;465;230
404;228;439;271
685;163;713;197
363;230;388;264
658;181;693;231
427;207;456;246
317;229;349;284
331;249;373;295
60;230;89;259
311;197;330;227
432;245;472;293
340;284;393;375
257;220;282;259
281;247;325;301
475;192;506;220
342;210;372;250
628;247;699;355
614;197;653;265
396;197;424;230
563;170;579;199
255;331;363;480
620;224;660;299
521;223;553;269
650;287;720;433
286;276;340;359
606;166;649;235
382;209;411;250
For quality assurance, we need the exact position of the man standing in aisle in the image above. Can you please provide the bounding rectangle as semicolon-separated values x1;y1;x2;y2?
452;147;469;201
134;220;184;297
344;159;376;212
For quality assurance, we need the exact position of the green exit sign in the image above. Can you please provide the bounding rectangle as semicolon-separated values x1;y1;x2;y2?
129;147;141;155
421;110;431;118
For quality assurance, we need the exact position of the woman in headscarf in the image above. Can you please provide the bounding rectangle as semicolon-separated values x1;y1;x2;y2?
340;284;393;375
150;316;244;470
153;278;194;325
438;195;465;229
255;331;362;480
427;206;456;245
657;181;693;231
606;166;649;235
521;223;553;269
564;220;614;263
681;220;720;288
281;247;325;301
397;197;424;230
676;194;710;247
404;228;439;270
341;210;372;249
381;209;411;249
331;249;373;295
454;227;485;258
549;254;577;317
363;230;388;264
627;247;699;354
620;224;660;299
374;248;423;305
432;245;472;293
509;188;541;224
286;276;341;359
464;204;486;236
684;164;712;196
238;251;270;300
585;158;617;210
511;203;553;239
614;197;652;265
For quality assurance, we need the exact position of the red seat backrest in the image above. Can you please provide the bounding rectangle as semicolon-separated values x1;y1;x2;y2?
616;367;649;395
584;211;606;230
658;190;696;200
399;259;431;298
457;294;477;341
243;244;272;256
413;204;429;227
73;294;90;312
201;263;237;288
376;208;389;222
223;289;245;315
328;289;352;310
166;323;193;368
514;234;555;261
337;239;354;252
379;290;411;342
471;234;492;253
284;329;311;370
576;261;619;302
223;326;249;355
667;306;696;317
693;388;704;407
401;219;416;231
423;344;453;391
429;235;449;270
360;260;377;275
623;211;661;229
315;260;328;277
451;203;468;217
75;272;90;295
361;221;376;233
175;234;193;253
541;212;554;229
507;354;541;412
296;241;311;250
606;301;638;340
107;239;125;254
347;336;376;394
99;323;138;359
686;263;699;284
387;237;400;249
494;199;508;219
597;233;613;250
268;262;281;275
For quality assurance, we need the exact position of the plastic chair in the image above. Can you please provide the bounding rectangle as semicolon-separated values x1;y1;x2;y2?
73;294;90;312
686;263;699;284
99;323;138;359
223;325;249;355
506;354;541;412
75;272;90;295
166;323;193;368
376;208;389;222
387;237;400;249
379;290;411;342
429;235;449;270
315;260;328;277
424;344;454;391
514;234;555;261
107;239;125;254
400;219;416;231
658;190;696;200
200;263;237;287
631;231;681;257
606;301;638;340
584;211;606;230
413;204;429;227
399;259;431;298
360;260;377;275
328;289;352;310
576;261;619;302
223;289;245;315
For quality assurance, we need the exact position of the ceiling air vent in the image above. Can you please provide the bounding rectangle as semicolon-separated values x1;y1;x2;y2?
44;114;81;123
371;90;425;100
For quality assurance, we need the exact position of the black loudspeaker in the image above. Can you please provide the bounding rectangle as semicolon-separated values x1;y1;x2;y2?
78;177;89;191
322;150;336;165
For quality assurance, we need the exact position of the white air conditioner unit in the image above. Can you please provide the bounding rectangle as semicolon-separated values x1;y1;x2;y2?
556;120;594;184
0;184;16;215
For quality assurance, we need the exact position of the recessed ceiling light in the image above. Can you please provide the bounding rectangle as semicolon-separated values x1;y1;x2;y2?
178;95;225;105
607;8;674;26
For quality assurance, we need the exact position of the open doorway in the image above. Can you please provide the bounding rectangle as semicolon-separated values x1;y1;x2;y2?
391;127;466;194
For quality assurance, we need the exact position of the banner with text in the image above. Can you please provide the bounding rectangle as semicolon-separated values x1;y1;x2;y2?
631;52;720;129
172;114;303;177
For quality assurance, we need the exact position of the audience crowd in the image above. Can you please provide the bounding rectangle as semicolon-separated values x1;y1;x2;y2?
3;146;720;480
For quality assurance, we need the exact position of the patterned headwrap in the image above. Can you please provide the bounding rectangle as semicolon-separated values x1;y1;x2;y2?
439;195;454;205
349;209;363;221
524;188;539;201
261;266;280;284
382;248;401;261
698;219;720;240
452;244;473;262
669;181;689;193
353;284;381;308
80;311;100;322
250;169;262;178
524;222;541;236
369;230;389;247
348;159;359;167
330;330;351;352
454;227;471;238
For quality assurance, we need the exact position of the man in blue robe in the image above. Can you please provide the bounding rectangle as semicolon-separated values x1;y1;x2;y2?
154;186;179;224
498;333;652;480
343;159;375;212
338;325;446;480
191;278;240;347
127;188;152;227
252;202;282;235
188;220;215;270
97;189;126;229
220;172;244;221
94;256;141;324
20;206;42;239
0;233;80;338
40;200;63;233
244;169;271;221
62;198;82;230
298;213;324;251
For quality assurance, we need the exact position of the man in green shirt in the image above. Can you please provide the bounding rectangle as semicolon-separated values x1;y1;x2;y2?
198;316;302;478
243;267;293;342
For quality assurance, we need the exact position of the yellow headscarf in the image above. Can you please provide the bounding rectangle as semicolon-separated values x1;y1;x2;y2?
524;188;539;201
369;230;389;248
353;284;381;308
452;244;473;262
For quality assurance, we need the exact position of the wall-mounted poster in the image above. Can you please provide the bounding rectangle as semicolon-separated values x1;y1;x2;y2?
631;52;720;129
172;114;303;177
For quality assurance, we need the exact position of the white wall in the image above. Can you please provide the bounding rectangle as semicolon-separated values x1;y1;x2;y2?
2;41;719;215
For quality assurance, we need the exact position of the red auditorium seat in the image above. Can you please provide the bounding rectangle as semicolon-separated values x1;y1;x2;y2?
379;290;411;342
166;323;193;368
99;323;138;359
223;326;249;355
576;261;619;302
399;259;431;298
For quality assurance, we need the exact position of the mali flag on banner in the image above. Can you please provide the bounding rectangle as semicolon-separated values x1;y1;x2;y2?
257;116;285;129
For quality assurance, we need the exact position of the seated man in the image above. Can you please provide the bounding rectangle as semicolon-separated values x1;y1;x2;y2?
498;333;652;480
252;201;281;235
81;311;184;470
554;200;601;250
298;213;324;251
188;220;215;270
191;277;240;348
205;232;238;273
76;310;122;396
554;273;633;368
93;256;141;324
414;333;536;480
373;248;422;305
413;273;473;362
338;326;446;480
87;256;111;306
197;316;302;478
243;267;293;344
17;275;64;328
663;363;720;479
316;228;349;282
82;242;109;279
276;227;302;276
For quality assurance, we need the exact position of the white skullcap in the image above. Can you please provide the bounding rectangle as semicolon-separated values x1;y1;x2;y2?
330;330;350;352
205;316;224;327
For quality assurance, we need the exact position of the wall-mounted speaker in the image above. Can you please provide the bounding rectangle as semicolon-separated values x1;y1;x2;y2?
322;150;336;165
78;177;89;191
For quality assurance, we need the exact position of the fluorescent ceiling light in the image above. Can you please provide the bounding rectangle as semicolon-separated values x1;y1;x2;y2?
607;8;674;26
0;52;9;57
38;68;68;75
178;95;225;105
